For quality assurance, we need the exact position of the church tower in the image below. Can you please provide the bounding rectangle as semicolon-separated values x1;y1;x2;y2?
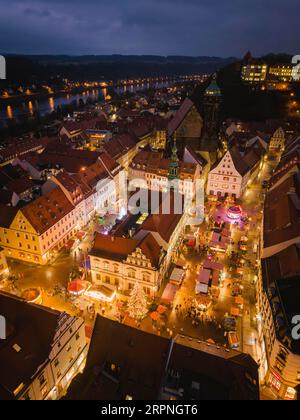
199;74;222;163
203;74;222;140
168;134;179;181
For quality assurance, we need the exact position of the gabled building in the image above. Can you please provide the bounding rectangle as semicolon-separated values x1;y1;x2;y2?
207;143;265;199
0;186;76;265
76;152;126;215
268;127;286;154
168;98;203;152
0;292;87;400
90;231;166;297
206;148;250;199
46;169;94;228
103;133;138;170
128;149;200;198
89;190;186;295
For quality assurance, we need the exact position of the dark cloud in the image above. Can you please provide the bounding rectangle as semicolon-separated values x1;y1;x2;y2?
0;0;299;56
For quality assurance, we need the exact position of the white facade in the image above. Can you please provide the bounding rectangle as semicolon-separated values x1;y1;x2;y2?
18;314;87;400
269;127;285;153
128;168;197;199
91;247;167;298
207;151;248;198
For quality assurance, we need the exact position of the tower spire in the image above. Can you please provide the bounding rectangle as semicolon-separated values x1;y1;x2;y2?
168;134;179;181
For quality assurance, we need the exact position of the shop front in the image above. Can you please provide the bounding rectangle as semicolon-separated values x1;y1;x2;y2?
268;370;297;400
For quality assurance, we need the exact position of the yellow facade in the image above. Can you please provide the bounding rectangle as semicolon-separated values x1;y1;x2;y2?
0;210;42;264
0;209;78;265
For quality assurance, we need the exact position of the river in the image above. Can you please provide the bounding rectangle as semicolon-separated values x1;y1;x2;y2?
0;80;174;127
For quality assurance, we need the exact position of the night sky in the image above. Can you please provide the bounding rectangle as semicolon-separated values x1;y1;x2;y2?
1;0;300;57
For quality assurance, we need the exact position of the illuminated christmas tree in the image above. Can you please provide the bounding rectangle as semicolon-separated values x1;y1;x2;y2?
128;282;148;321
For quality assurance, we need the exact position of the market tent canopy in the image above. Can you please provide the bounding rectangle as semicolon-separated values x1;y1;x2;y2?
68;279;89;295
211;270;220;287
203;259;224;271
197;269;211;285
85;285;116;302
170;268;185;285
161;283;178;304
175;259;187;269
195;282;209;294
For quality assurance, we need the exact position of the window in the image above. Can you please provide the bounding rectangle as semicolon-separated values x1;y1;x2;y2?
54;359;59;368
104;361;121;379
76;333;80;341
142;273;151;282
277;347;288;363
39;374;46;387
41;386;48;398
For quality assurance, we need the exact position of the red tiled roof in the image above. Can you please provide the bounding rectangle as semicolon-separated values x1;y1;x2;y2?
264;173;300;248
21;187;74;234
90;231;161;268
5;177;34;195
130;150;197;178
168;98;194;136
0;137;50;162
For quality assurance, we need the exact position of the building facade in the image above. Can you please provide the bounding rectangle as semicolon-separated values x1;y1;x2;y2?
257;161;300;400
268;127;285;154
128;149;200;198
90;232;167;297
0;293;87;400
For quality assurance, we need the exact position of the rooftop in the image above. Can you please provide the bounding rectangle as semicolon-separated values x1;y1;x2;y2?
66;316;259;401
262;244;300;355
0;292;61;400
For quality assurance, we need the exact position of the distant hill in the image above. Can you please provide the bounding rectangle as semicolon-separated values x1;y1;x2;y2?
0;54;237;84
